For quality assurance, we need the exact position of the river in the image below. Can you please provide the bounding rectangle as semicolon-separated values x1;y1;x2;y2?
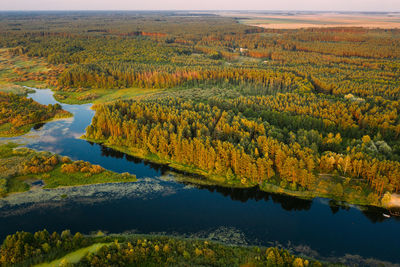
1;89;399;265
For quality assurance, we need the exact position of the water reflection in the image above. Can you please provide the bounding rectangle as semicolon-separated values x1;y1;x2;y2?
32;122;46;130
87;137;398;220
190;183;313;211
88;131;397;222
93;142;172;174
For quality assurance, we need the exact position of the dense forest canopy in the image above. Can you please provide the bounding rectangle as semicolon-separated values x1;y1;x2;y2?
1;12;400;207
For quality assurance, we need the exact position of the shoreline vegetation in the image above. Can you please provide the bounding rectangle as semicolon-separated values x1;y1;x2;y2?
0;229;330;267
83;136;397;210
0;143;136;198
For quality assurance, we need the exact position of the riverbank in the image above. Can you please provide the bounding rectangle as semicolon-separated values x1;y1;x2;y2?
83;137;392;210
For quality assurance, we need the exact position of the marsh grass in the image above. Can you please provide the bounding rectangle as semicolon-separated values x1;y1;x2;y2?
6;176;30;193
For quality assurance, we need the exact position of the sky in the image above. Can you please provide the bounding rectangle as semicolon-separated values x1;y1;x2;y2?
1;0;399;12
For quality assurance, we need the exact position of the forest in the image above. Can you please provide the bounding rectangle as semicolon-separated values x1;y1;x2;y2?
84;97;398;206
0;229;327;266
0;12;399;206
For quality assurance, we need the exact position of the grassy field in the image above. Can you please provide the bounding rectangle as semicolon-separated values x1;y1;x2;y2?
35;243;110;267
6;175;31;194
224;12;400;29
0;123;33;137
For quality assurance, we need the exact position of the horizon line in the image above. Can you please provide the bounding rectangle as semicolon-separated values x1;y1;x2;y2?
0;10;399;13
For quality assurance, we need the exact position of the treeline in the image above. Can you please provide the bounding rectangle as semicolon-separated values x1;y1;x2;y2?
59;63;312;92
0;229;325;267
77;237;321;267
0;229;89;266
85;98;400;198
0;92;70;136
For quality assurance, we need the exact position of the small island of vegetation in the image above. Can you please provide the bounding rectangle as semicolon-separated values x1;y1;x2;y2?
0;143;136;197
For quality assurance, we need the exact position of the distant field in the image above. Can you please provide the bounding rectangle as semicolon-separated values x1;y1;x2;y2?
219;12;400;29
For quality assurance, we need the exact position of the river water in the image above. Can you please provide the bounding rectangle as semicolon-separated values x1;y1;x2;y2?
1;89;399;264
